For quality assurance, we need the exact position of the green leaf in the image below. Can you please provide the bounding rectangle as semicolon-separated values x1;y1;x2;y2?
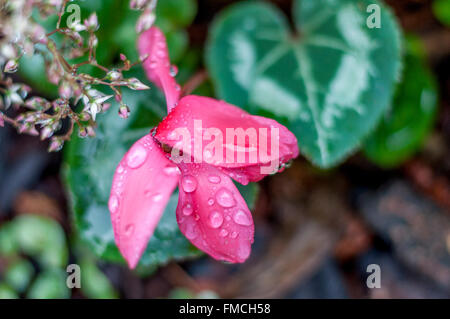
13;215;68;268
79;258;118;299
156;0;197;29
0;223;19;256
0;283;18;299
63;73;201;269
4;259;35;293
27;269;70;299
19;52;58;98
364;38;438;167
206;0;401;168
433;0;450;26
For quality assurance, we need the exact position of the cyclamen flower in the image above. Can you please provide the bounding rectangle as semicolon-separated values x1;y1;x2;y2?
108;27;299;268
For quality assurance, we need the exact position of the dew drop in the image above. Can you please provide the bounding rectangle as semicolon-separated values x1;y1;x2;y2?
163;165;180;177
230;232;238;239
208;175;221;184
219;229;228;238
182;175;197;193
124;224;135;236
238;244;251;260
169;65;178;77
207;198;214;206
126;145;147;168
208;211;223;229
156;50;165;58
117;165;124;174
167;130;177;140
182;203;193;216
108;195;119;213
233;209;252;226
151;193;163;202
216;188;235;208
185;224;197;239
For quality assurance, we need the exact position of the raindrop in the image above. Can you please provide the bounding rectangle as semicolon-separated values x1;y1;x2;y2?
108;195;119;213
238;244;251;260
230;232;238;239
208;211;223;229
169;65;178;77
185;224;197;239
124;224;135;236
216;188;235;208
151;193;163;202
163;165;180;177
219;229;228;238
182;175;197;193
126;144;147;168
182;203;193;216
117;165;124;174
156;50;165;58
207;198;214;206
167;130;177;140
208;175;221;184
233;210;252;226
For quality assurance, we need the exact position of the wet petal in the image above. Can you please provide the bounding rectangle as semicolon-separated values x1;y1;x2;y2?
138;27;180;112
109;134;180;268
175;163;254;263
155;95;299;184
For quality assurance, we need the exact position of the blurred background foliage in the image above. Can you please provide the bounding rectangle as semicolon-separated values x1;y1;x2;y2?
1;0;449;298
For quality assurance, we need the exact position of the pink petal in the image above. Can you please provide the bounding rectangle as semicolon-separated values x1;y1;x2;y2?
138;27;180;112
176;163;254;263
155;95;299;184
109;134;180;268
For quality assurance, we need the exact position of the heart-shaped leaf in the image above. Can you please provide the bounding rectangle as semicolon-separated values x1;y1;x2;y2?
364;37;438;167
206;0;401;167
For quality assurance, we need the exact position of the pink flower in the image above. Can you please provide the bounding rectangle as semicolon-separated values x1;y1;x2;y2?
108;27;299;269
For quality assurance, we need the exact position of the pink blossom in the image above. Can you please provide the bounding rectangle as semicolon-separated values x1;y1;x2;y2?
109;27;299;268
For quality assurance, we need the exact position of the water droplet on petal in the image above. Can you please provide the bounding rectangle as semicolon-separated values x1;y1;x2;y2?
219;229;228;237
233;209;252;226
182;203;193;216
208;175;221;184
125;224;135;236
156;50;165;58
185;223;197;239
208;198;214;206
117;165;124;174
169;65;178;77
108;195;119;213
151;193;163;202
208;211;223;228
163;165;180;177
216;188;235;208
168;130;177;140
238;244;251;260
182;175;197;193
126;144;147;168
231;232;238;239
